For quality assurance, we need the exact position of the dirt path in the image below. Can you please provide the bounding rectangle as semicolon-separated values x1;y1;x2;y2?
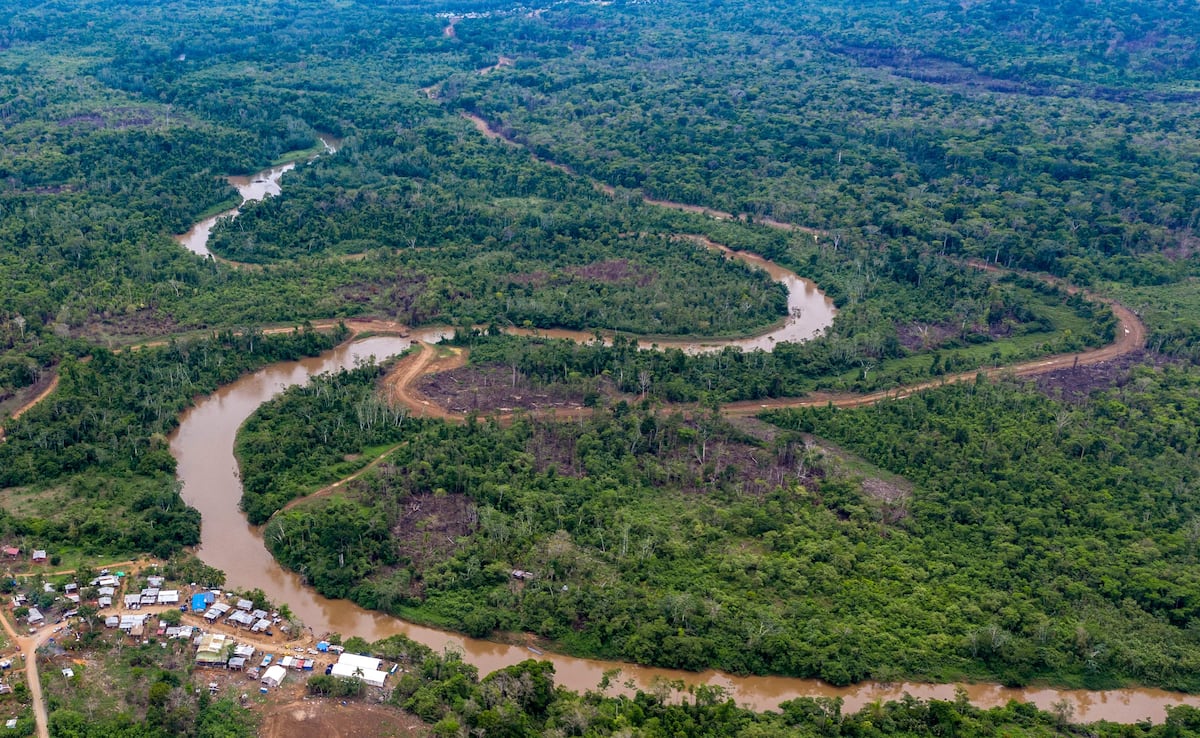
0;375;59;442
275;443;407;516
477;56;514;75
374;275;1145;422
0;606;51;738
458;112;822;235
381;342;466;420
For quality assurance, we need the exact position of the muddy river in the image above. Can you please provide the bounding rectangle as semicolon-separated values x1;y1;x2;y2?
165;135;1194;723
175;136;338;258
171;335;1200;723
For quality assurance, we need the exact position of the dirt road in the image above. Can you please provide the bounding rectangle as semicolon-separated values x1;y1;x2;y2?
723;290;1145;416
373;276;1146;422
381;342;466;420
0;375;59;443
0;605;52;738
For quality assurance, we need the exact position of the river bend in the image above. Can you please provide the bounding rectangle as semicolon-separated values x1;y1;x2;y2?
163;128;1186;723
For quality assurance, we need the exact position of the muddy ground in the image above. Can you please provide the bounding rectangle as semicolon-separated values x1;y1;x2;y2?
415;363;599;414
1033;349;1160;403
260;698;427;738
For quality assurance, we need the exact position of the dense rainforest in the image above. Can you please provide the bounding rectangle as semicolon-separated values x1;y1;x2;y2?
0;326;344;558
254;365;1200;691
311;632;1200;737
3;0;1200;734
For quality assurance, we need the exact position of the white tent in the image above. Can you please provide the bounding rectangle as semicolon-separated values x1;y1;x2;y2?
336;653;382;672
330;662;387;688
261;665;287;688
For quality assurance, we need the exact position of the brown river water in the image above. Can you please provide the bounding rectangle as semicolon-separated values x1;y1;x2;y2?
164;134;1197;724
171;335;1200;723
176;136;338;258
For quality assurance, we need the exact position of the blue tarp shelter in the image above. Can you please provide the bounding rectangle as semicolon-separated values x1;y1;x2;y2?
191;592;215;612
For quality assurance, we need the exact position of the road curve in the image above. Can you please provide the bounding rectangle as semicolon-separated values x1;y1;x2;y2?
376;270;1146;422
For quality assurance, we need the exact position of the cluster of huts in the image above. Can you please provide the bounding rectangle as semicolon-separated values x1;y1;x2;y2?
2;546;48;563
259;651;392;690
17;580;83;627
194;595;275;634
191;633;391;692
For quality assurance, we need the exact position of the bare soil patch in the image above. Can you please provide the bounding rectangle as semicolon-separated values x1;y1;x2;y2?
896;320;1011;351
260;699;427;738
416;364;593;414
74;309;182;342
383;488;478;572
564;259;655;286
57;107;157;129
1033;349;1160;403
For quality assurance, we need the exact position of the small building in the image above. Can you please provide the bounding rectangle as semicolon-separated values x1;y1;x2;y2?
129;622;145;638
123;594;141;609
147;576;165;588
42;583;55;593
97;596;113;609
337;653;382;673
191;592;215;612
228;657;246;671
31;550;47;563
156;590;179;605
228;610;255;628
261;665;287;688
196;633;231;667
316;641;330;652
200;602;228;619
119;614;146;631
511;569;535;580
94;575;120;588
251;618;271;633
104;616;120;628
97;586;116;597
26;609;44;626
251;609;268;621
61;668;74;679
236;599;253;611
63;583;78;594
1;547;18;558
0;684;12;695
234;644;256;659
140;588;159;606
330;662;387;688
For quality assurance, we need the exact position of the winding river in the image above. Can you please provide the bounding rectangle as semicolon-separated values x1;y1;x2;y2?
172;336;1200;724
163;134;1196;724
176;135;338;258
